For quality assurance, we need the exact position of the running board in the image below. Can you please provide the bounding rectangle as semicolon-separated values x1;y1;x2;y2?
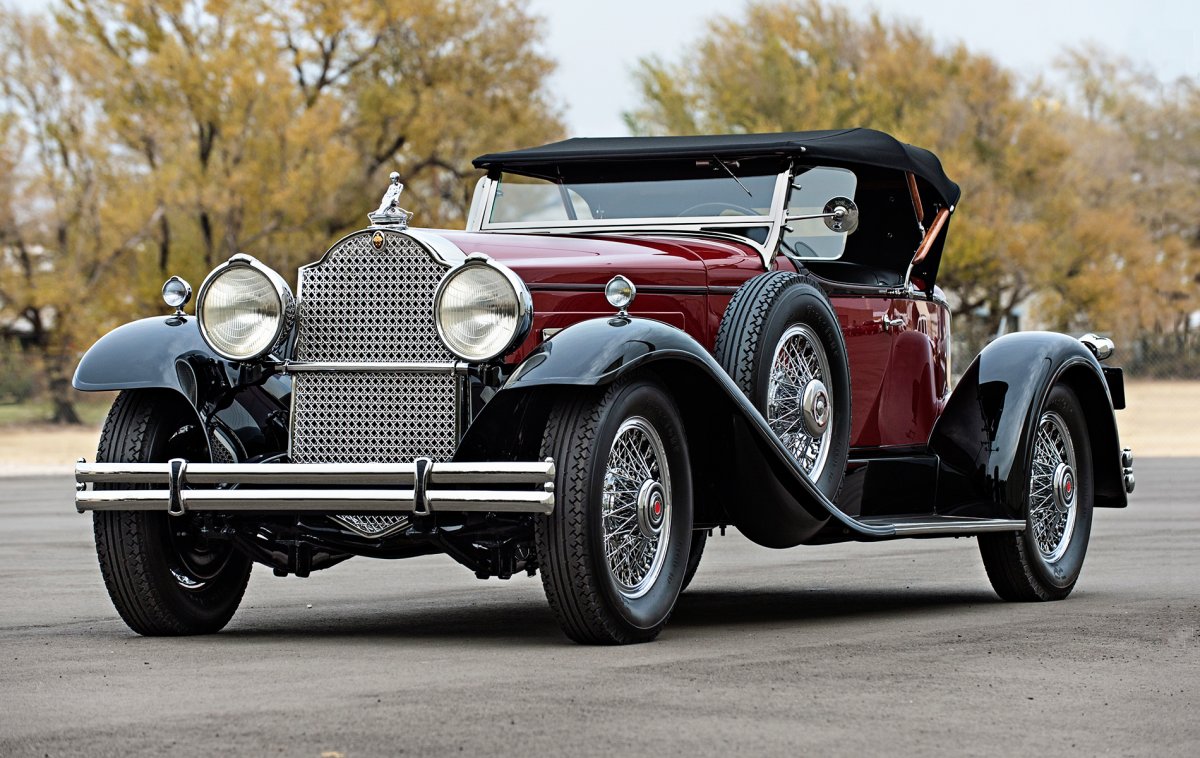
855;515;1025;537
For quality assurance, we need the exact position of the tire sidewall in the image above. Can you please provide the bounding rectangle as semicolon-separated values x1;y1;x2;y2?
1024;385;1094;590
586;380;693;631
749;282;851;497
95;391;251;632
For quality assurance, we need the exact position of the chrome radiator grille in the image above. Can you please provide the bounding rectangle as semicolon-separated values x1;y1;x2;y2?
291;371;458;463
290;230;458;465
294;232;454;363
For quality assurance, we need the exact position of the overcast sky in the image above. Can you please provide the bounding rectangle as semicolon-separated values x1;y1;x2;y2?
8;0;1198;136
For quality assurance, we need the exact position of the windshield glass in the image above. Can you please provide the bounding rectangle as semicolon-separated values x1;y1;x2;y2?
488;167;778;225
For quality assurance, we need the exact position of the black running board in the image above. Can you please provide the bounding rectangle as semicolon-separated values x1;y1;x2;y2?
855;515;1025;537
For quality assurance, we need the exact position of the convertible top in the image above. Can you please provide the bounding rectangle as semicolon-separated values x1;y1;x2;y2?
473;128;961;208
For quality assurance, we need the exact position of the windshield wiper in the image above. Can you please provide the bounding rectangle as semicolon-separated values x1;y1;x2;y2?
713;156;753;197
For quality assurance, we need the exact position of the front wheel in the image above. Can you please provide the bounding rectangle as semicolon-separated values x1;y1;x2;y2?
979;384;1094;601
93;390;252;635
535;375;693;644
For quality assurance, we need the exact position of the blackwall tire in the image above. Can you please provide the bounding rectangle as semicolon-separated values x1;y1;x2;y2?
979;384;1094;601
535;375;693;644
680;530;707;592
92;390;252;636
714;270;851;499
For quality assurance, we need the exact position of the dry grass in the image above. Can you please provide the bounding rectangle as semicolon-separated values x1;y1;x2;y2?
0;424;101;475
1119;380;1200;457
0;381;1195;474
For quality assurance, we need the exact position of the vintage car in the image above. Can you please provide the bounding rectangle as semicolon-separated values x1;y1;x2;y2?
73;128;1135;644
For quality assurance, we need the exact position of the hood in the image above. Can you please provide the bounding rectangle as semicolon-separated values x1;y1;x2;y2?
434;230;763;290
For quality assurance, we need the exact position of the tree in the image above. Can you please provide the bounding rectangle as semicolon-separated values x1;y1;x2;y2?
2;0;563;422
0;9;162;423
623;0;1182;359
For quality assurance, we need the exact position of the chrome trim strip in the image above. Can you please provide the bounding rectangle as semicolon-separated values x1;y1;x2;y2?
76;460;556;486
75;459;556;516
76;489;555;515
278;361;466;374
480;213;775;231
856;517;1026;535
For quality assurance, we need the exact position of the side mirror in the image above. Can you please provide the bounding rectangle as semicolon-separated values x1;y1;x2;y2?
822;197;859;234
785;196;860;234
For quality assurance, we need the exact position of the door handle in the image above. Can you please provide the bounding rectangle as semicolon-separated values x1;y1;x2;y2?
879;316;906;333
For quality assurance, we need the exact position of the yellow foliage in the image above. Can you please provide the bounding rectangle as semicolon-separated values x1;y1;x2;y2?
626;0;1199;350
1;0;563;421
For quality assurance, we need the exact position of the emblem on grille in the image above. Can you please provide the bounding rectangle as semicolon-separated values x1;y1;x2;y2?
367;171;413;228
371;231;385;249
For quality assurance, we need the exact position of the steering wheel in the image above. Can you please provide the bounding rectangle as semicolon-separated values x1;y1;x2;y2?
676;202;759;218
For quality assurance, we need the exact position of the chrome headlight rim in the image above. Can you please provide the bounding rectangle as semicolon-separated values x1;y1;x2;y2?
433;253;533;363
196;254;295;362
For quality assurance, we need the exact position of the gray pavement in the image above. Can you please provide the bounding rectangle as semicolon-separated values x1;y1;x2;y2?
1;459;1197;757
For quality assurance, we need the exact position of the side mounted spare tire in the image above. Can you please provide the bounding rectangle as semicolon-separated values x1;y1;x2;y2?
714;270;851;500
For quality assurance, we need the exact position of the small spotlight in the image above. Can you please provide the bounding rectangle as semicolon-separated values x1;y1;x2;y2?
605;275;636;314
162;276;192;314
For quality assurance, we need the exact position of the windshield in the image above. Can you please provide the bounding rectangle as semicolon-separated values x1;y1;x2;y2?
488;167;778;225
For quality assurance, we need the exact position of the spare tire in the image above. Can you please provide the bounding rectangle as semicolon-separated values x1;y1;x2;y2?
714;270;851;500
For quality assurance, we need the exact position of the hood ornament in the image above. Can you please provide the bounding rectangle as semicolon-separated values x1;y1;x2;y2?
368;172;413;228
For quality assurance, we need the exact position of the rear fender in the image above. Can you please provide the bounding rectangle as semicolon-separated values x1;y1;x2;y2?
930;331;1126;518
73;316;290;461
462;316;890;547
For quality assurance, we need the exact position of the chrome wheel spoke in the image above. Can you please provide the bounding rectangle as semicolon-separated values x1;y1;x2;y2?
1027;410;1078;562
766;324;832;479
602;417;672;598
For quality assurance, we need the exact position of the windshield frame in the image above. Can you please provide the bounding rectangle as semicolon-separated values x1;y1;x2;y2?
468;169;794;265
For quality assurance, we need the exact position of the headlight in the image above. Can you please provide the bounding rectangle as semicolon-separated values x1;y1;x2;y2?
434;255;532;362
196;255;294;361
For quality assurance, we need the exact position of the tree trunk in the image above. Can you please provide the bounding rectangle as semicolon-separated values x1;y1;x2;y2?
46;361;82;425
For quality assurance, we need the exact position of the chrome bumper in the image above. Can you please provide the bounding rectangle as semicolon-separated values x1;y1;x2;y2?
74;458;556;516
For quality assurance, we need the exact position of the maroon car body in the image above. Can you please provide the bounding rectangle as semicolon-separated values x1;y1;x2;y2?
71;129;1133;644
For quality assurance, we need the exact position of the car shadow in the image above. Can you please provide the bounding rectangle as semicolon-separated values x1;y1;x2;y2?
214;585;999;645
669;586;999;629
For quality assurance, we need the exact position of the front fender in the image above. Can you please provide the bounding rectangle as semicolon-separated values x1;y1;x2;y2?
73;316;290;461
930;331;1126;519
461;316;895;547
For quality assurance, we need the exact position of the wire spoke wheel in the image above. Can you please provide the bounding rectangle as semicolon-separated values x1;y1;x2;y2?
766;323;833;479
602;417;671;599
978;383;1094;602
1028;410;1078;563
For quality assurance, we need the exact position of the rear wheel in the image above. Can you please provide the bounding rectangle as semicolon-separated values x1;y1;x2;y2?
535;375;693;644
979;384;1094;601
93;390;252;635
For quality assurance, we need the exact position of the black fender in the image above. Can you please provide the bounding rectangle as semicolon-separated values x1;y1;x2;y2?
930;331;1127;519
73;316;290;461
459;316;893;547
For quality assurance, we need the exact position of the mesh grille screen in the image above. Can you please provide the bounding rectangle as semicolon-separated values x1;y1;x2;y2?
291;370;457;463
290;231;458;464
294;231;453;363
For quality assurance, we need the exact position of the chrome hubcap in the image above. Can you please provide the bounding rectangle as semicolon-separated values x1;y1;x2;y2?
1053;463;1075;513
802;379;830;437
636;480;667;538
1029;410;1078;562
602;417;672;598
767;324;833;479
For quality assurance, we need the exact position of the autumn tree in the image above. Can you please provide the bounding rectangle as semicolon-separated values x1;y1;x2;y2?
0;10;161;423
1057;46;1200;371
1;0;563;422
624;0;1185;361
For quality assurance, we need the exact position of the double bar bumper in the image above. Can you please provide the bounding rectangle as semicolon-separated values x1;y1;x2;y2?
74;458;556;516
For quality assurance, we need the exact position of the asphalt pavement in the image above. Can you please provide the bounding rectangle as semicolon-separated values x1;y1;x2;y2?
1;459;1196;757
